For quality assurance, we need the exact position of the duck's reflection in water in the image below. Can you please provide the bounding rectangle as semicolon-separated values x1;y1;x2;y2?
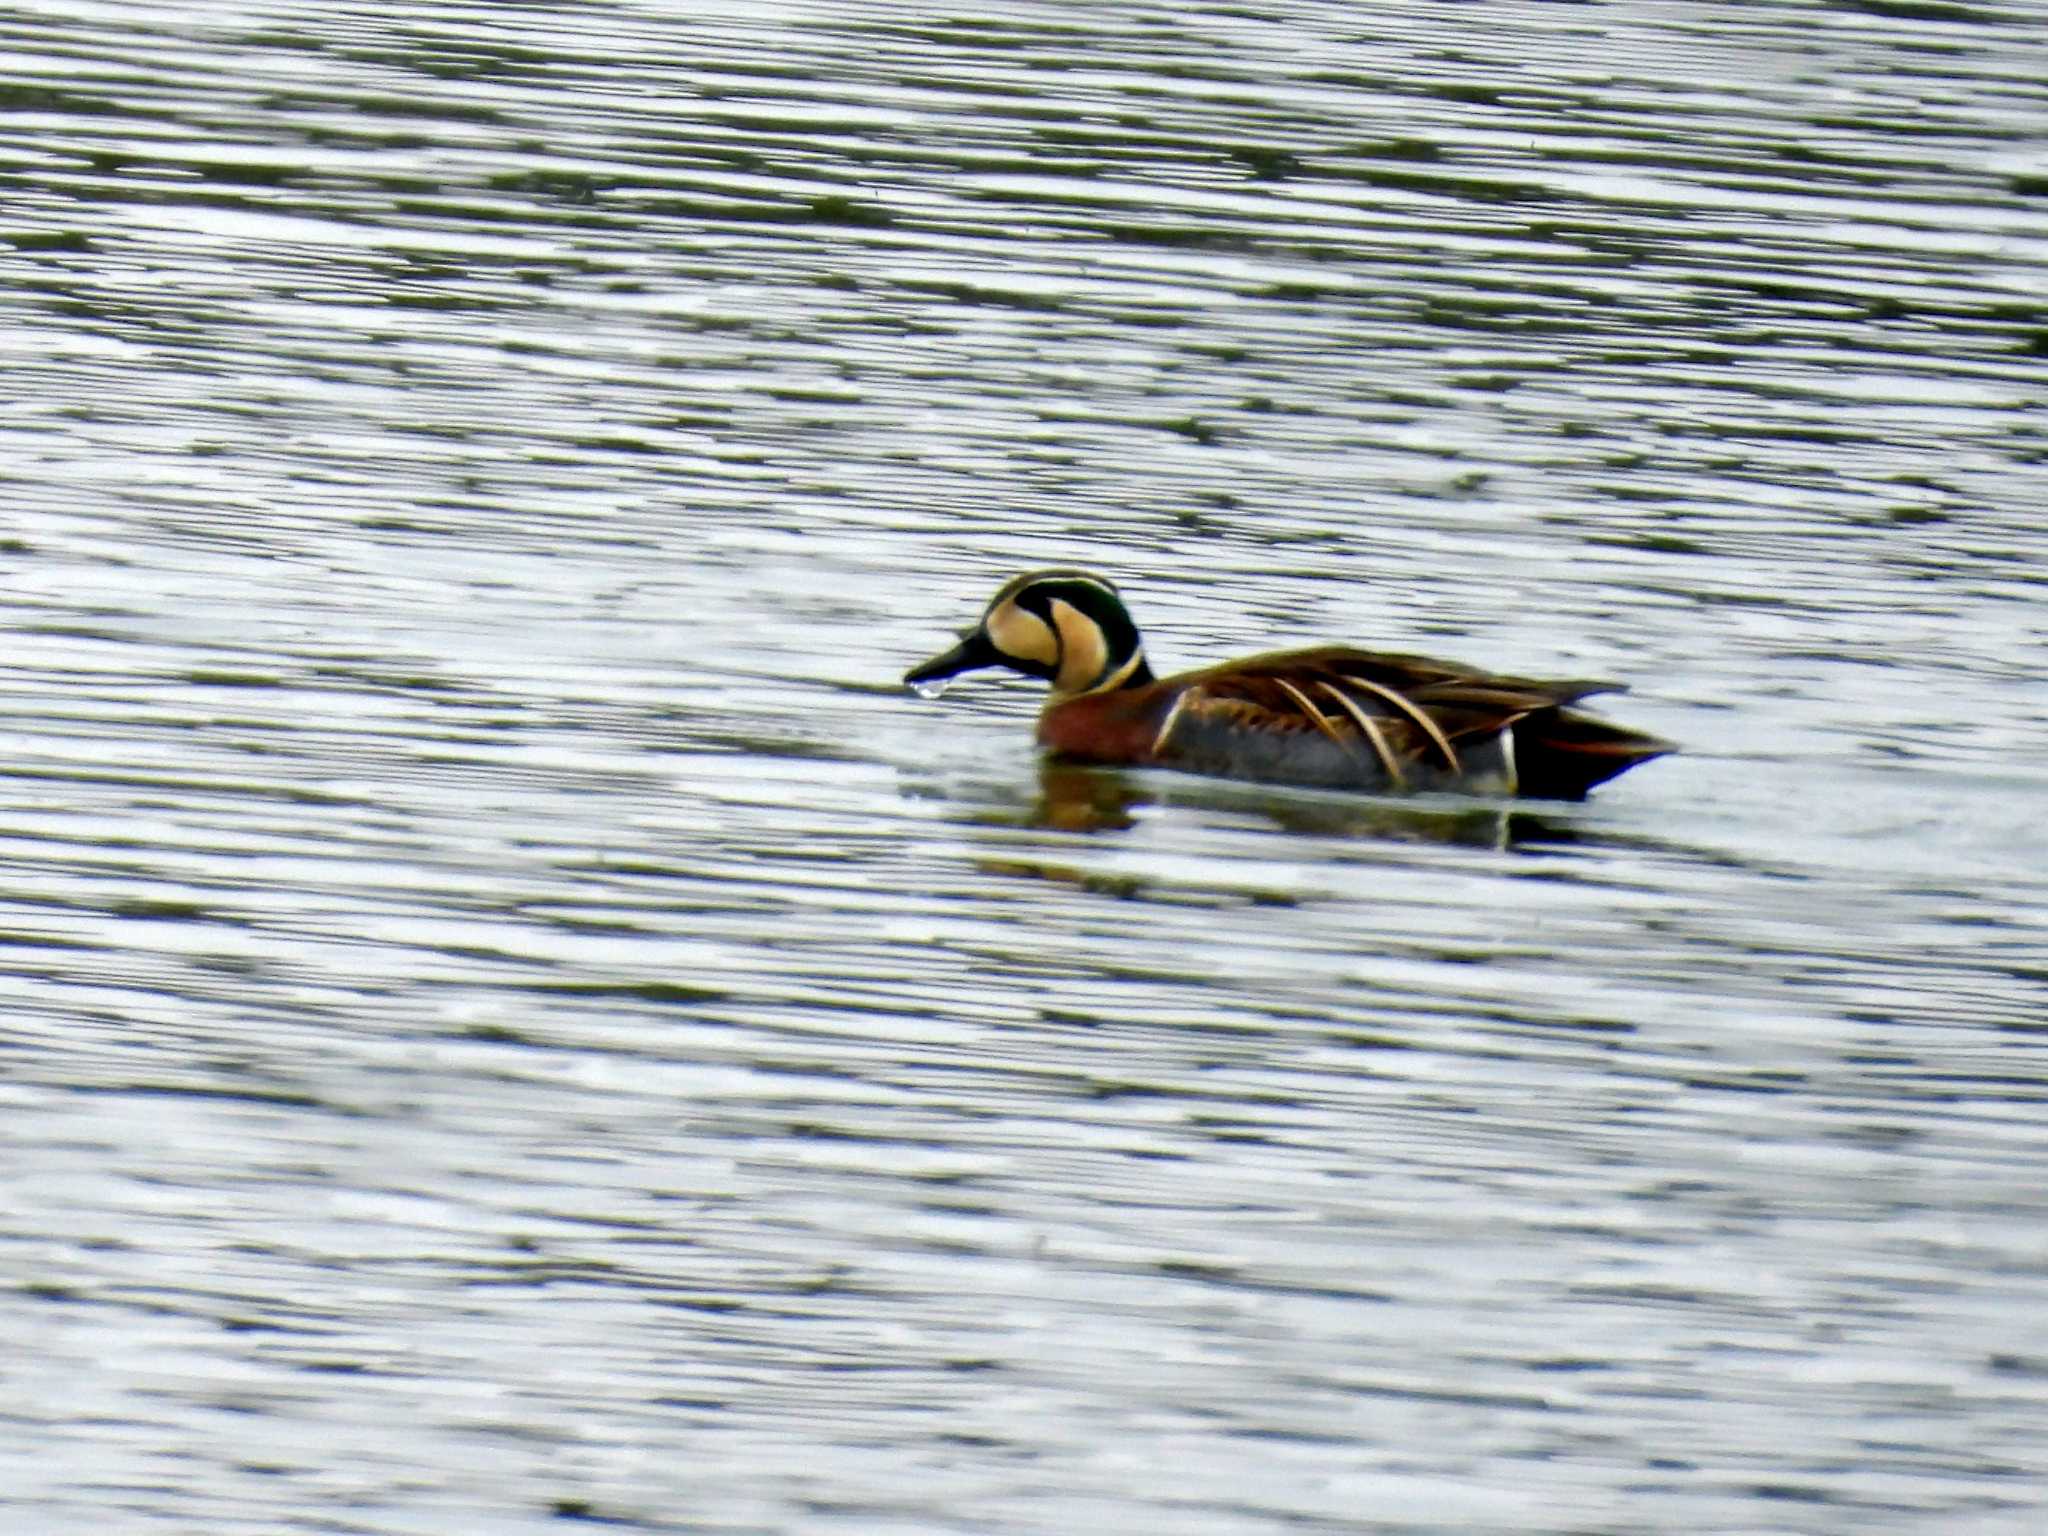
1010;760;1577;849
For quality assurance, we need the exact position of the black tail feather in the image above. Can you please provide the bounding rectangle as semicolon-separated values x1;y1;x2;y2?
1515;708;1674;801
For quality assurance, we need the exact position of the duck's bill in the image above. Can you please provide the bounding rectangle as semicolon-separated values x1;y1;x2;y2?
904;628;999;686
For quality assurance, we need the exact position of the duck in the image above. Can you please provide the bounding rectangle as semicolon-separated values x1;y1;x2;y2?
904;569;1671;800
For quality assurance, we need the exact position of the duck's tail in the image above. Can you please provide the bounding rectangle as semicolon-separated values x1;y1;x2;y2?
1514;708;1674;800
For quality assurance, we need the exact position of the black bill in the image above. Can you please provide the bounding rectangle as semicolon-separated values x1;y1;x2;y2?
904;628;999;687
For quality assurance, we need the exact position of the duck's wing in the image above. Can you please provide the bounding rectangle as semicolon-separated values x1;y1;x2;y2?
1173;647;1657;792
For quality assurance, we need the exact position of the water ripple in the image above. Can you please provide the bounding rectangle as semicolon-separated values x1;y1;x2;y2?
5;2;2047;1532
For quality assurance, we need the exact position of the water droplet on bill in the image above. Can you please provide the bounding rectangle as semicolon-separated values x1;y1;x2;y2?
911;678;950;700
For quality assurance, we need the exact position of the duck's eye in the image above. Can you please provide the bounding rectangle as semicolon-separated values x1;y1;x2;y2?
985;598;1059;668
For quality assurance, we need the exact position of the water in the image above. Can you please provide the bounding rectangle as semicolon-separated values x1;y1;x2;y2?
5;2;2047;1532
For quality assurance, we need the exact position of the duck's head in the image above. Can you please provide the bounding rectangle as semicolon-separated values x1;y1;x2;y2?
905;569;1155;698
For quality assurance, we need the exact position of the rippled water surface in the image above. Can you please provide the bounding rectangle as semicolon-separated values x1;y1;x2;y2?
6;2;2048;1531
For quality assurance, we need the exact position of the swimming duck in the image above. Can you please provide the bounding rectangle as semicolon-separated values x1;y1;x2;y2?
904;569;1671;800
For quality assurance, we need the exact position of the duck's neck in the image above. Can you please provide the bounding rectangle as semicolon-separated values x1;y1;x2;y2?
1054;647;1154;700
1115;651;1156;690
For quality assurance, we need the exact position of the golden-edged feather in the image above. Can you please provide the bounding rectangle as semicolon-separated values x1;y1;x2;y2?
1192;648;1606;739
1145;647;1649;797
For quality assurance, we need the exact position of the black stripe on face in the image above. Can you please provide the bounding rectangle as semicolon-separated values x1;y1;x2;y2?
1009;577;1140;672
